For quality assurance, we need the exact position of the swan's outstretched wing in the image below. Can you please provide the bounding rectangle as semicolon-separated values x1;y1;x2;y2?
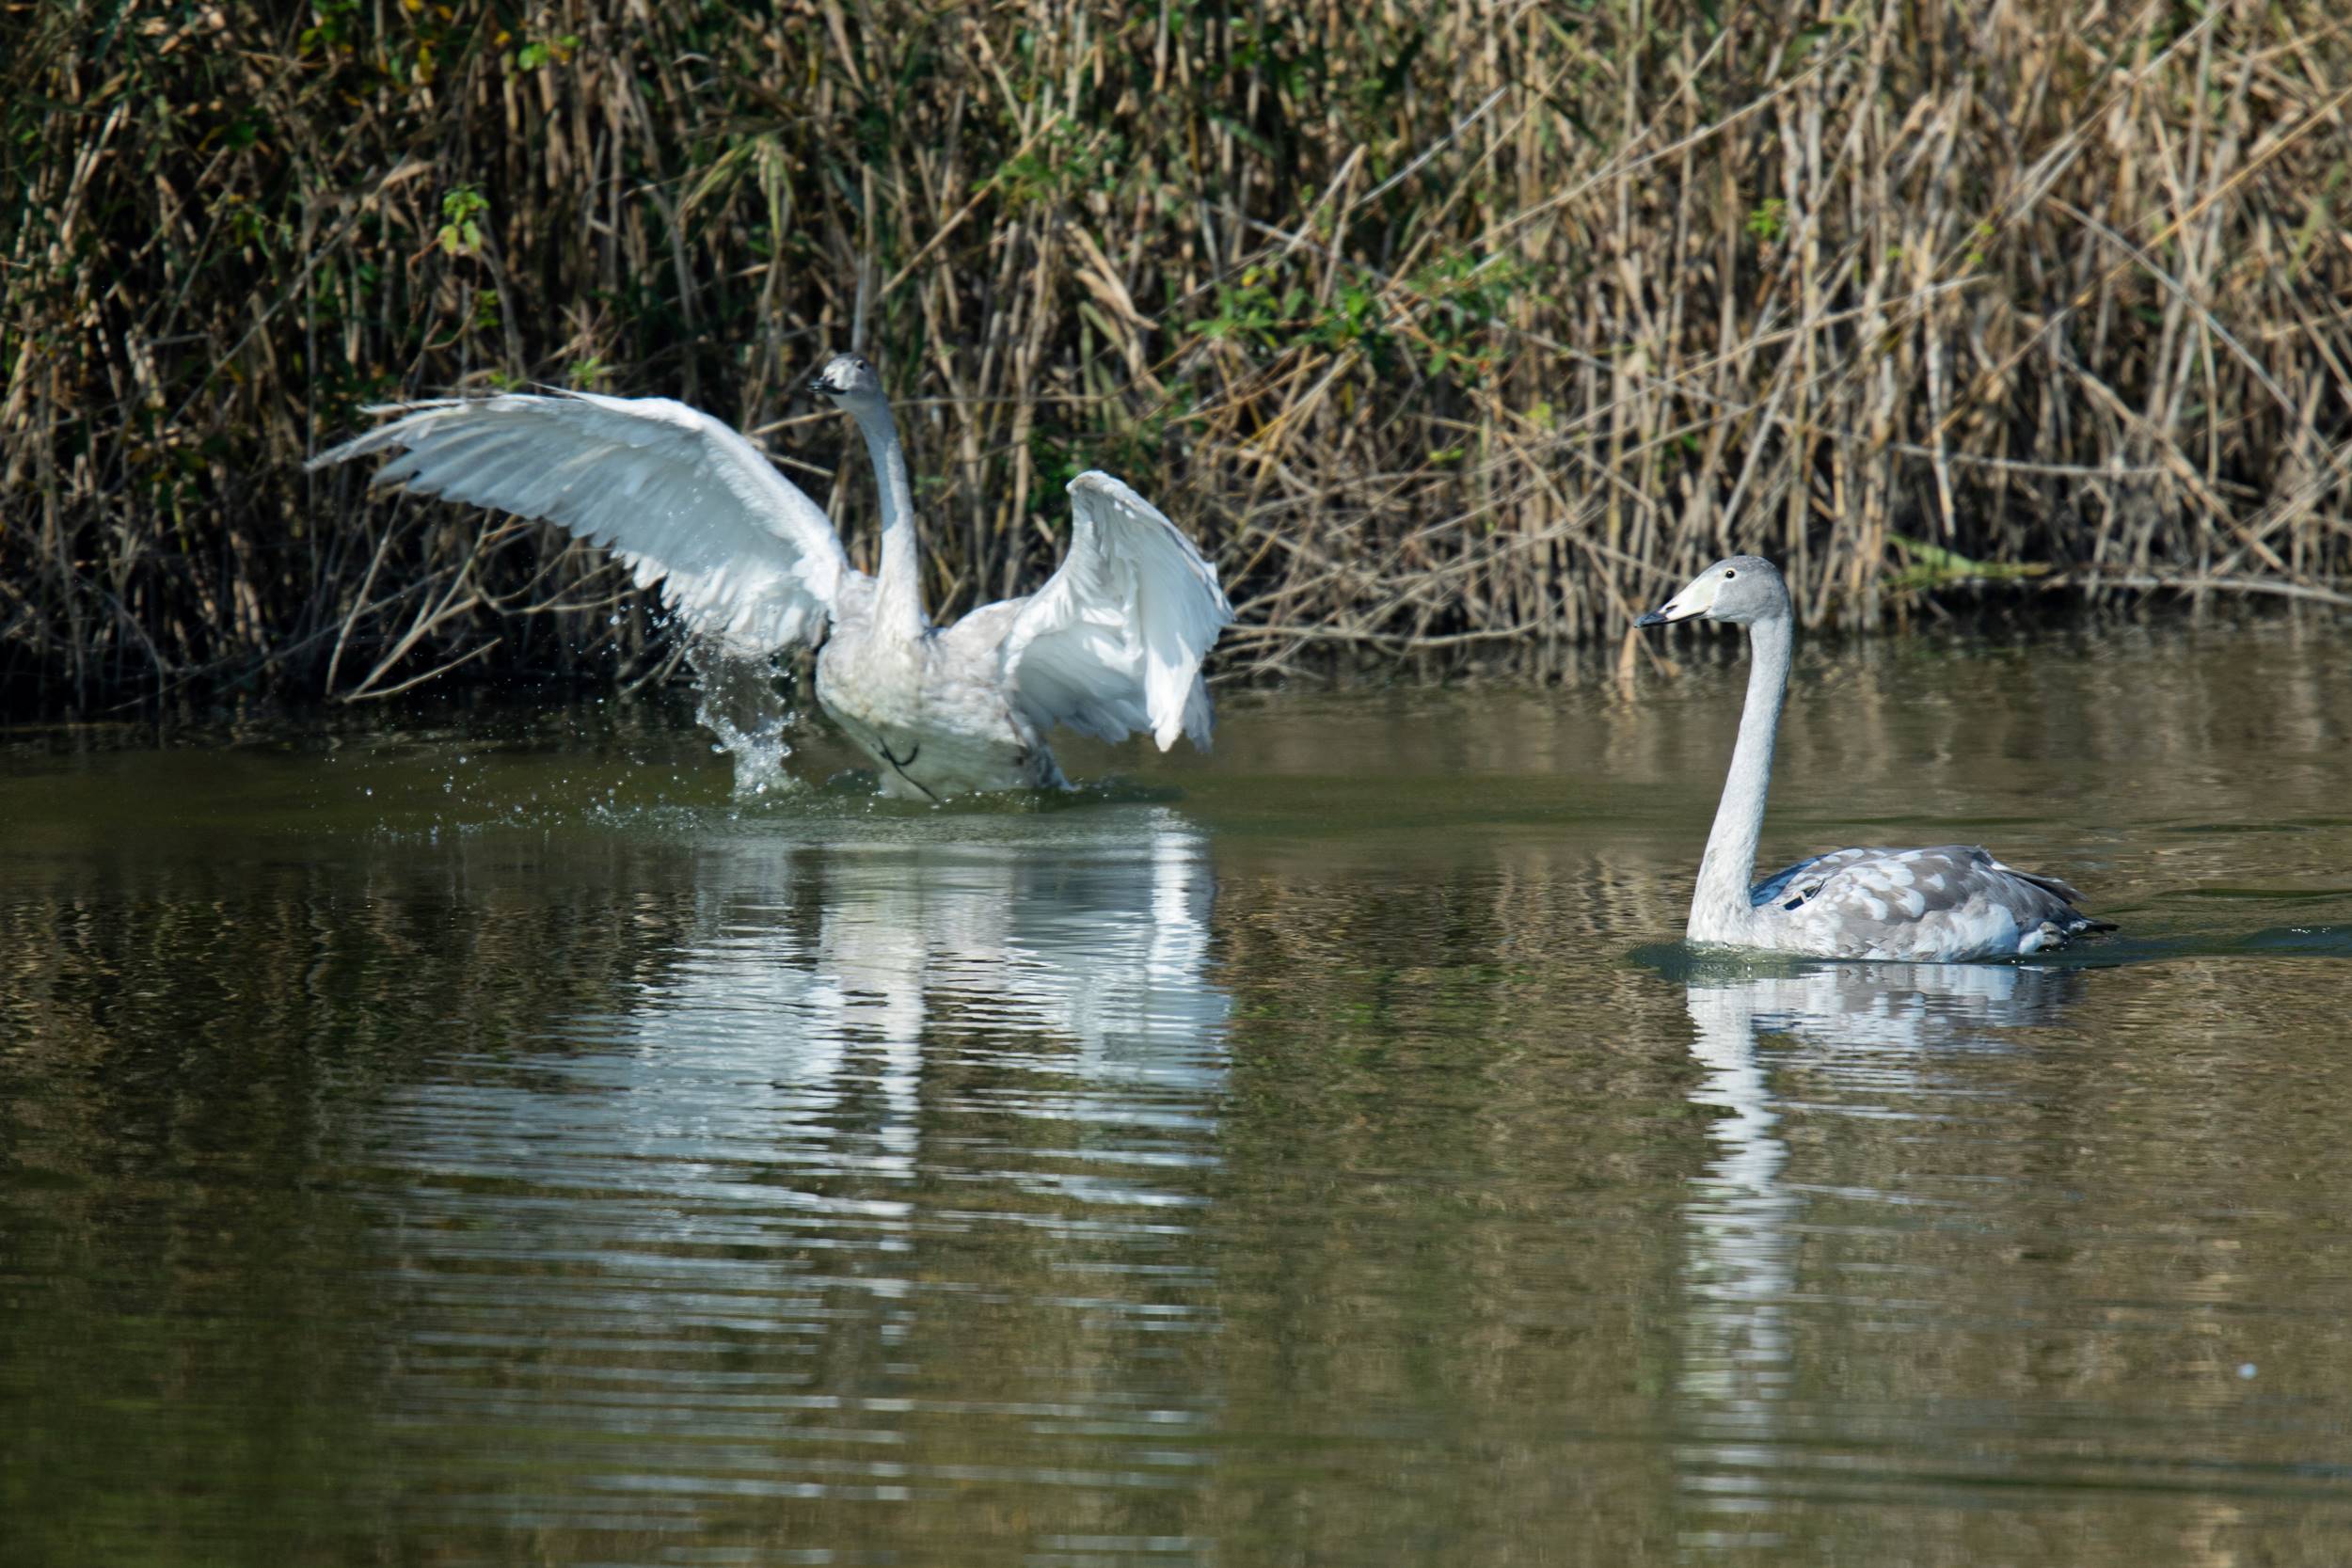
1000;472;1232;751
311;391;854;652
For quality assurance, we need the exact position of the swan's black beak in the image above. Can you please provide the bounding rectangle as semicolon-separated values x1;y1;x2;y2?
806;372;841;398
1635;607;1672;628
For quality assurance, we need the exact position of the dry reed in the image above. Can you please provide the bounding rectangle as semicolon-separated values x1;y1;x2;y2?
6;0;2351;710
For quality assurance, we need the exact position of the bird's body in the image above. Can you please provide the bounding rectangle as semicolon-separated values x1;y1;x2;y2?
1638;555;2111;961
310;357;1231;799
1722;843;2102;960
813;592;1065;800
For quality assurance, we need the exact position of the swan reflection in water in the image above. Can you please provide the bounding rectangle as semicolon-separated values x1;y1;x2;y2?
1674;959;2086;1539
367;807;1231;1533
394;807;1230;1186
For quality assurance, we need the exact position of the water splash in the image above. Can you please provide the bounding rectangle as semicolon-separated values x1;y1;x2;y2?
686;644;804;800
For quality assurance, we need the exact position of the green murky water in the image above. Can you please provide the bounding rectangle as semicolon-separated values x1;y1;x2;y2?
6;620;2352;1566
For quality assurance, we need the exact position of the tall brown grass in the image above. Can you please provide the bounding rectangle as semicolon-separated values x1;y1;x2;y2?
6;0;2351;710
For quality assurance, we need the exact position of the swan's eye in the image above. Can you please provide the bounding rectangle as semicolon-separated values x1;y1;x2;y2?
1724;569;1738;579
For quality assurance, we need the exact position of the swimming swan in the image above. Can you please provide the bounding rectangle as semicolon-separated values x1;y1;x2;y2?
1637;556;2112;960
311;355;1232;800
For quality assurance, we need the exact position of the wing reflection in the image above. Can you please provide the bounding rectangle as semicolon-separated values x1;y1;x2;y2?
368;806;1231;1535
1675;961;2085;1536
463;809;1231;1182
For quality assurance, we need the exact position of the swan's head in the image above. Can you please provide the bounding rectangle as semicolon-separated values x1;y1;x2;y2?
808;353;884;405
1635;555;1786;628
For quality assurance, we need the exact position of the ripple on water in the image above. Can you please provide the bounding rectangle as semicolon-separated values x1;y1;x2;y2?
10;628;2352;1566
1659;939;2352;1552
352;808;1231;1544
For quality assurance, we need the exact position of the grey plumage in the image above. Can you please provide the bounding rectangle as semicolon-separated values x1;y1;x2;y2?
1638;556;2112;961
1751;844;2112;960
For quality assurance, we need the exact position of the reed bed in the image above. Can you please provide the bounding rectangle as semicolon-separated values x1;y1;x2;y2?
6;0;2351;709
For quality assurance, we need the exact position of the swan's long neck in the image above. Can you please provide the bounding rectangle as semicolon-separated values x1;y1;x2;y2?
848;398;927;641
1689;611;1792;943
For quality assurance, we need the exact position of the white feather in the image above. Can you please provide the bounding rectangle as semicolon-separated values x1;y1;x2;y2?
320;373;1233;798
310;391;853;654
1001;472;1233;752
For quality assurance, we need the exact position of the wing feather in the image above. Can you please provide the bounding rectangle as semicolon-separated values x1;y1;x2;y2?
311;390;856;653
1000;472;1232;751
1751;847;1870;907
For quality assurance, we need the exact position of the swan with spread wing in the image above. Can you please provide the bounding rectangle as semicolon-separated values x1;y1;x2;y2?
311;355;1232;800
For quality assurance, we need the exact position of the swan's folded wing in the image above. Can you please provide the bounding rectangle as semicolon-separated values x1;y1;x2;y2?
310;390;854;652
1783;845;2094;953
1750;847;1874;907
1001;472;1232;750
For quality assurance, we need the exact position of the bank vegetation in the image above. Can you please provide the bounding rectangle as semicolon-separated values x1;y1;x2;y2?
7;0;2352;708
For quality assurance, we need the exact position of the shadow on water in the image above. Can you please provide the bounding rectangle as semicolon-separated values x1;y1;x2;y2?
1634;917;2352;985
795;771;1189;812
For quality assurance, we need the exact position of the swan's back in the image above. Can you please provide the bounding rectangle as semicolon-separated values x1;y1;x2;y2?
1754;845;2109;961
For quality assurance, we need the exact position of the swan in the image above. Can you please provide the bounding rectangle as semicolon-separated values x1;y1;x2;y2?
1636;556;2112;960
310;354;1232;800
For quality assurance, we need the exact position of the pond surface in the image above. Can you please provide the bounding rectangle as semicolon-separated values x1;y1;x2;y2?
6;619;2352;1566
